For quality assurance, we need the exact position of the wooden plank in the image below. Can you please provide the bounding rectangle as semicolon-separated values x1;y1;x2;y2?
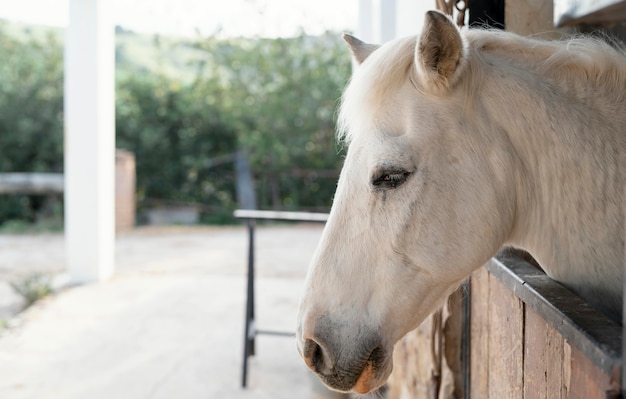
488;275;524;399
567;342;620;399
0;173;64;194
470;266;490;399
473;255;622;398
443;288;464;398
386;315;441;399
505;0;558;38
523;305;565;399
487;255;621;375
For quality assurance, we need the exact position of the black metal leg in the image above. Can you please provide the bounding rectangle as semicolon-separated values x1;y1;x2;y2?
242;220;256;388
242;318;250;387
249;221;256;357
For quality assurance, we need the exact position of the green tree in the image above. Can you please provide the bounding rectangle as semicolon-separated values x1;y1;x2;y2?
0;23;352;227
0;24;64;223
194;32;352;210
115;73;238;222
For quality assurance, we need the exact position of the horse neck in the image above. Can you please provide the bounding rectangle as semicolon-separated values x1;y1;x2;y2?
476;58;625;317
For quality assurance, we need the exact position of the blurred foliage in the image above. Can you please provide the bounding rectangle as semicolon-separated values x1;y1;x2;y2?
0;22;351;227
193;32;351;209
0;24;64;224
9;272;53;307
115;73;238;221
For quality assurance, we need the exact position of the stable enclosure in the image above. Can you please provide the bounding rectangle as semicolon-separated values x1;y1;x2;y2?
388;252;623;399
471;255;621;398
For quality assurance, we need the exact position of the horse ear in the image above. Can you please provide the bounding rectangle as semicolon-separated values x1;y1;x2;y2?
343;34;380;65
415;10;467;90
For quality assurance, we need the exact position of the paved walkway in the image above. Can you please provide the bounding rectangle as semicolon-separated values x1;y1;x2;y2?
0;225;329;399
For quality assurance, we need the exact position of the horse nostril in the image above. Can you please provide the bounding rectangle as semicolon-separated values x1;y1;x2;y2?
302;338;325;372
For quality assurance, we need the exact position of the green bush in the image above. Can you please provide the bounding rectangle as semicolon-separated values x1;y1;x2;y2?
0;25;64;225
194;32;351;210
0;24;352;227
116;74;238;219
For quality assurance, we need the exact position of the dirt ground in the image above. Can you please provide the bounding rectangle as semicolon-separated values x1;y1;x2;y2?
0;224;337;399
0;224;322;320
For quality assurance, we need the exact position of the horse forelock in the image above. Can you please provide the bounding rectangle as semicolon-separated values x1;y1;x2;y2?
338;36;418;144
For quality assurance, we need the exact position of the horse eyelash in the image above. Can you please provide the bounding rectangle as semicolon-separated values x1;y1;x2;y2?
372;170;411;189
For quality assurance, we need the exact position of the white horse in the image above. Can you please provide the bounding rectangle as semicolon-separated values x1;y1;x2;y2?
297;10;625;395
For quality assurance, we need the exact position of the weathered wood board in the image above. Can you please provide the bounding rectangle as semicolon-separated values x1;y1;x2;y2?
388;258;621;399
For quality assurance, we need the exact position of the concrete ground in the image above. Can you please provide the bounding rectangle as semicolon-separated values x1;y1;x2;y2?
0;224;341;399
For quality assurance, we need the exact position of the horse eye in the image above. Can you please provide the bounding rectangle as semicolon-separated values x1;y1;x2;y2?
372;170;411;189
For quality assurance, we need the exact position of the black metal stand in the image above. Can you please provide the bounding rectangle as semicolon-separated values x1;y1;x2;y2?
236;209;328;388
241;219;256;388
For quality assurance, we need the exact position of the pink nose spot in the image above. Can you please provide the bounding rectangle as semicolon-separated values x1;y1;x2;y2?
353;361;377;394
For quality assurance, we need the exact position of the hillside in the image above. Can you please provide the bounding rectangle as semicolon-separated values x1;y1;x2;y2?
0;20;208;81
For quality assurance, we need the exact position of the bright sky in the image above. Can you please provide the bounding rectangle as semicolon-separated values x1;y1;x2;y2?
0;0;358;38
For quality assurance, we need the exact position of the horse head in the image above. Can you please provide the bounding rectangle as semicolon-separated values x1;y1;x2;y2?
297;11;519;394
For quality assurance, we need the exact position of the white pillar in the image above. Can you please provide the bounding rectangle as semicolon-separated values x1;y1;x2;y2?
358;0;435;42
358;0;396;43
395;0;434;38
358;0;375;42
375;0;396;42
64;0;115;283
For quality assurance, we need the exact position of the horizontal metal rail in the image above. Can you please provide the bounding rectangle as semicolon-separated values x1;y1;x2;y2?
233;209;329;223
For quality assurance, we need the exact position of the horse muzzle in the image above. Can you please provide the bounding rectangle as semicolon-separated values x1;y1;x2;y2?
297;314;392;394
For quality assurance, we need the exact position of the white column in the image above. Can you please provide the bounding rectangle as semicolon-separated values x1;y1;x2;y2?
64;0;115;283
395;0;434;38
358;0;375;42
358;0;396;43
374;0;396;42
358;0;436;42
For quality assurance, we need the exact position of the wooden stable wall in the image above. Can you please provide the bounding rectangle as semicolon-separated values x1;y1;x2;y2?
387;290;463;399
470;262;621;399
387;255;622;399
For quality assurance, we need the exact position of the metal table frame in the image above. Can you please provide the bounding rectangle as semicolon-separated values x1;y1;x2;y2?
234;209;329;388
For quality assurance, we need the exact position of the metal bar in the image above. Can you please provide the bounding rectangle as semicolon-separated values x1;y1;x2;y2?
234;209;329;223
249;220;256;357
256;330;297;337
237;210;329;388
241;220;256;388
